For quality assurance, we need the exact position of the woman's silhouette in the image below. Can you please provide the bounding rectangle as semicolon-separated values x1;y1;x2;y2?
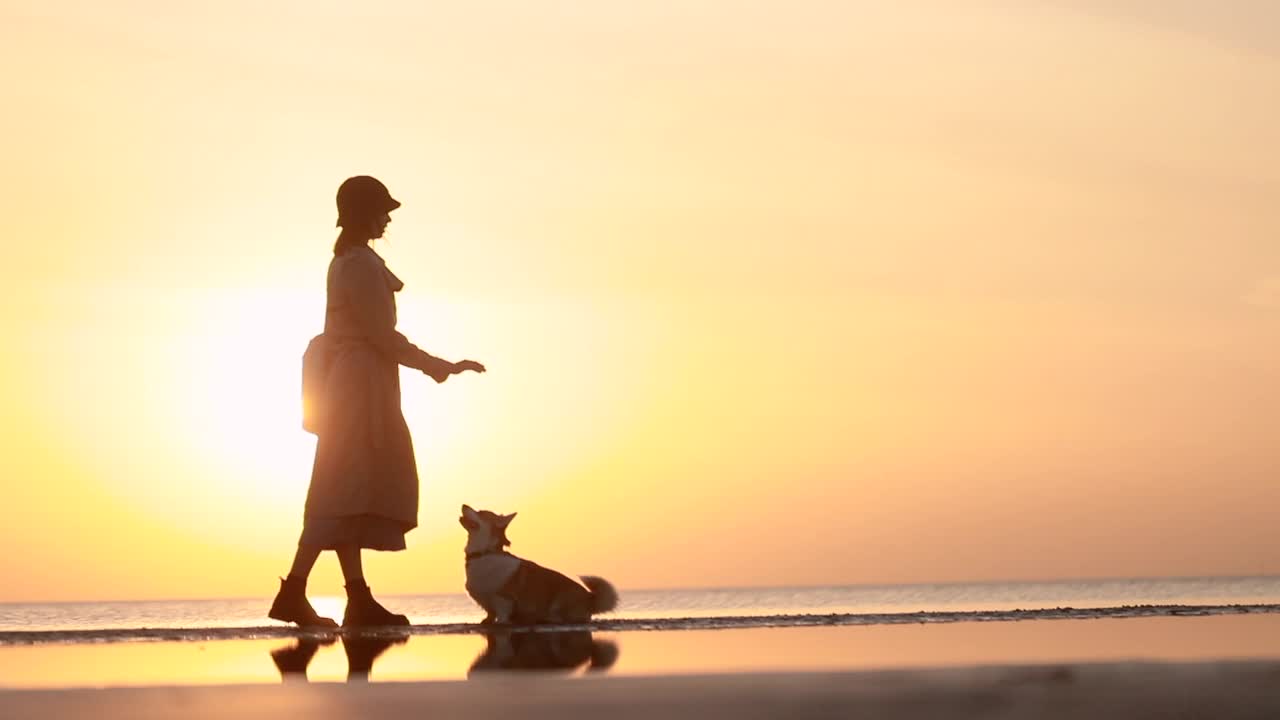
269;176;485;628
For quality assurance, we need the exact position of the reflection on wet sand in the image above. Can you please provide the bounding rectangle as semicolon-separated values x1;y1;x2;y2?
270;637;334;681
468;630;619;676
270;634;408;683
4;615;1280;688
267;630;617;682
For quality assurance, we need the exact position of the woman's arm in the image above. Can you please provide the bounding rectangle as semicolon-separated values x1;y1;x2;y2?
344;255;458;380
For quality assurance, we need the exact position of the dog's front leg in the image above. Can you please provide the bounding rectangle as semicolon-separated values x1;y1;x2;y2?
490;595;516;625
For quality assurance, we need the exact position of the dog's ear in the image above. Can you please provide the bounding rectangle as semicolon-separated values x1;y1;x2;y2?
497;513;517;528
462;505;479;520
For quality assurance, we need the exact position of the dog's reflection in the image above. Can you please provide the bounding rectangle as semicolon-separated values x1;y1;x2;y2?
468;629;619;676
270;633;408;683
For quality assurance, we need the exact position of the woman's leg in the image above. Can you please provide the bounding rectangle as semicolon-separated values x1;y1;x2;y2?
289;543;323;580
335;544;364;585
337;544;409;627
268;543;338;628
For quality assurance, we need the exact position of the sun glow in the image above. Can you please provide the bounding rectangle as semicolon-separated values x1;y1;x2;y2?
157;289;509;551
171;291;322;546
133;288;653;554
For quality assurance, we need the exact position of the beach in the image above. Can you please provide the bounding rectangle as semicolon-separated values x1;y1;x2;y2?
3;612;1280;718
6;0;1279;716
5;661;1279;719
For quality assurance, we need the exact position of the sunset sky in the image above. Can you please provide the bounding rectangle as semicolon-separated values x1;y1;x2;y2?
1;1;1276;602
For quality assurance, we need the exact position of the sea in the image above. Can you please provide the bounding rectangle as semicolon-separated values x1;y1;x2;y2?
2;576;1278;645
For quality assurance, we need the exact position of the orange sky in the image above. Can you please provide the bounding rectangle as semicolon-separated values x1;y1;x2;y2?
1;1;1277;602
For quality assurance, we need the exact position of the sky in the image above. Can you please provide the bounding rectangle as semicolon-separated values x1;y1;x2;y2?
0;0;1276;602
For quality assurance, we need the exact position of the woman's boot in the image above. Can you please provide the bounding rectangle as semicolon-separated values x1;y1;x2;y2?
342;582;410;627
268;575;338;628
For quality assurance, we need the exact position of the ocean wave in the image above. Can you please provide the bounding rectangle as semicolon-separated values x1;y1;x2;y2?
1;603;1277;646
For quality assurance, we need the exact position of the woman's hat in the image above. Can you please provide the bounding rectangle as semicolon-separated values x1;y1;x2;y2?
336;176;401;227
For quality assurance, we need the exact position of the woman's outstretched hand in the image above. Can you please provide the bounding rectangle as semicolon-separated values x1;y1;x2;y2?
424;359;485;383
453;360;486;374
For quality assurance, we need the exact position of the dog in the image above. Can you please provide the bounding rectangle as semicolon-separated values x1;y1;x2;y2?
460;504;618;625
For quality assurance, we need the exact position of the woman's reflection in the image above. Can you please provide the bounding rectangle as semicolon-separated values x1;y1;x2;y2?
269;629;618;681
270;633;407;683
468;629;619;676
270;637;334;682
343;634;409;682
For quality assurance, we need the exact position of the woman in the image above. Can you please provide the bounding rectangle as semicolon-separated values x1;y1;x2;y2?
270;175;485;628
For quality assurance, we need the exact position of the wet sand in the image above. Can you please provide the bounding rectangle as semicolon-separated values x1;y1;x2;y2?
4;662;1280;720
3;613;1280;687
2;615;1280;718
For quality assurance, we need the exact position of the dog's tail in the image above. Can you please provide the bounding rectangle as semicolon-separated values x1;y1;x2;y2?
580;576;618;615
